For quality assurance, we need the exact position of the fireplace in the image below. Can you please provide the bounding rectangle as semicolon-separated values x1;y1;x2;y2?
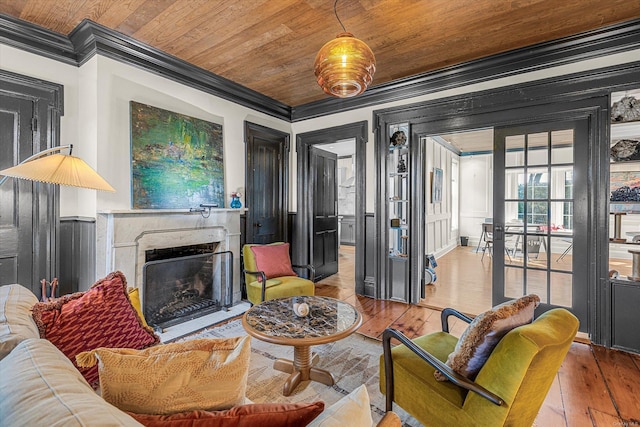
96;209;244;337
142;243;233;329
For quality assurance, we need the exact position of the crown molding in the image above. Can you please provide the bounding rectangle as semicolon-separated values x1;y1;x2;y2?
2;14;639;123
0;14;76;64
291;18;640;121
0;14;291;121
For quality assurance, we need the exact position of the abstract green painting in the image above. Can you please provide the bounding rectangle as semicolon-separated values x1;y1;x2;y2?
130;101;224;209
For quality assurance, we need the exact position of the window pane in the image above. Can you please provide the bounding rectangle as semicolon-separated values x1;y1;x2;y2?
551;236;572;272
550;271;572;307
527;269;548;303
527;132;549;166
550;166;573;199
551;129;574;164
505;266;524;298
505;169;524;200
506;135;525;167
526;168;548;199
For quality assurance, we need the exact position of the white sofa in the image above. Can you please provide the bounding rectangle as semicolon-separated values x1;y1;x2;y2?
0;284;400;427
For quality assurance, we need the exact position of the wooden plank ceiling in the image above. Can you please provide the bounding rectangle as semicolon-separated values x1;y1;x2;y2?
1;1;639;107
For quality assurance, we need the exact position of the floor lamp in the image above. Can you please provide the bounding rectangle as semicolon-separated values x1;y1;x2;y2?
0;144;114;299
0;144;115;192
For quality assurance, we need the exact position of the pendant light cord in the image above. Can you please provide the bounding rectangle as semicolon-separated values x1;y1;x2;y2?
334;0;346;32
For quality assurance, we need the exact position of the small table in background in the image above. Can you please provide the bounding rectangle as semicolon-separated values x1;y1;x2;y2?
242;296;362;396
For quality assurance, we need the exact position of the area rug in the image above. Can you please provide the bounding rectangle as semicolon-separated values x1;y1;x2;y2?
177;318;421;426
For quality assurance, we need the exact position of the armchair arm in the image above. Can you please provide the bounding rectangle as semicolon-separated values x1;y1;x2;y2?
441;307;473;333
292;264;315;282
382;328;503;412
242;269;268;302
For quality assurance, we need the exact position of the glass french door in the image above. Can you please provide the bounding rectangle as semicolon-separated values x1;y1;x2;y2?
493;119;588;329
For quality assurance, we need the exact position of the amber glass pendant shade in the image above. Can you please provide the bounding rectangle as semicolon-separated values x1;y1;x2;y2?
314;32;376;98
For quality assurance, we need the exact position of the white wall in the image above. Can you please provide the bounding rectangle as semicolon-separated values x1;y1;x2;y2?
459;154;493;247
423;137;459;256
2;41;640;219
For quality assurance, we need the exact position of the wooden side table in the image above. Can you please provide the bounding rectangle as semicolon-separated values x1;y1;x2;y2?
242;296;362;396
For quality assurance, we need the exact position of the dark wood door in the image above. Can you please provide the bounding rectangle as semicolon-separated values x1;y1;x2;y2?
310;146;338;280
0;95;35;287
245;122;289;244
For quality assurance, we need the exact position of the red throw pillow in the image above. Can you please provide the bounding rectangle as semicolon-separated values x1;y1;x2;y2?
127;401;324;427
250;243;297;281
31;271;160;386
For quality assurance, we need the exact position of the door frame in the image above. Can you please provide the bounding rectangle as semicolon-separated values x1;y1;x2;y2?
244;121;289;244
0;69;63;294
295;121;368;294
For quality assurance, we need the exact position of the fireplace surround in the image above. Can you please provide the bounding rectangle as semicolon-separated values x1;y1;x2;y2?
96;209;243;332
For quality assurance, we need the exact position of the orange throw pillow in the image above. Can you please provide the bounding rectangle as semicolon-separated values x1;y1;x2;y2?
250;243;297;281
31;271;159;386
127;401;324;427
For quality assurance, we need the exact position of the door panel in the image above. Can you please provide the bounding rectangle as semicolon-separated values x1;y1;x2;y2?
310;146;338;280
0;96;34;286
494;120;588;330
245;123;288;245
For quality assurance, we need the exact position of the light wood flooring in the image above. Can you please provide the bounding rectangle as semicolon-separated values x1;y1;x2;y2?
315;245;640;427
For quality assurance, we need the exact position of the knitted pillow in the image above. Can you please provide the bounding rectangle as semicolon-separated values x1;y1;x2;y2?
31;271;159;386
435;294;540;381
76;337;251;415
250;243;297;281
127;401;324;427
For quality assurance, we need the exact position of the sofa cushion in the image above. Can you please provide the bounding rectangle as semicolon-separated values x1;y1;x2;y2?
435;294;540;381
32;271;160;386
0;284;40;361
0;338;142;426
127;401;324;427
76;336;251;415
307;384;373;427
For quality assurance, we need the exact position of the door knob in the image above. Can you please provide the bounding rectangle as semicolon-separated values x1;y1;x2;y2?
255;222;262;227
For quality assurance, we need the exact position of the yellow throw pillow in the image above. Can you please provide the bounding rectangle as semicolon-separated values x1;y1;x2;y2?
127;287;149;328
76;337;251;415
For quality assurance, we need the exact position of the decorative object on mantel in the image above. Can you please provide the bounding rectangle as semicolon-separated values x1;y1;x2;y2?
611;95;640;123
130;101;224;209
313;0;376;98
610;138;640;162
397;158;407;173
230;192;243;209
0;144;115;191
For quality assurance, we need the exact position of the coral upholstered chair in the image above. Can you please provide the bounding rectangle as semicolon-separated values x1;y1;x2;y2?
242;243;315;305
380;307;578;427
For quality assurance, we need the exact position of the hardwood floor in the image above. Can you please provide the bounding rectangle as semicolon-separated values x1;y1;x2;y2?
315;245;640;426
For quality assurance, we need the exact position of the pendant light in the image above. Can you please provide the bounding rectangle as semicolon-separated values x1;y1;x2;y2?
314;0;376;98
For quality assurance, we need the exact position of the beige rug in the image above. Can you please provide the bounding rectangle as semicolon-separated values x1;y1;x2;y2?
177;318;420;426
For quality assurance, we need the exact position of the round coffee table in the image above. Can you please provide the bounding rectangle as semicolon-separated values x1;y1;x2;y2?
242;296;362;396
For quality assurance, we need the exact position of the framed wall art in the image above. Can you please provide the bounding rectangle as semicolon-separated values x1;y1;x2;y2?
431;167;443;203
130;101;225;209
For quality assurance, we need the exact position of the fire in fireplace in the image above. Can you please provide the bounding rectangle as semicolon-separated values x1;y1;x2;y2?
142;243;232;330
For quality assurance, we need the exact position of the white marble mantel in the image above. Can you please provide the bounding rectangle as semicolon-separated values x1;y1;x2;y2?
95;209;243;305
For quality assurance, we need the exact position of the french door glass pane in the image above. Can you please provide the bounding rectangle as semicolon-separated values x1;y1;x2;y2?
504;267;524;299
505;169;524;200
506;135;525;167
551;129;574;164
527;132;549;166
550;271;572;307
526;168;548;199
550;236;572;272
527;269;548;303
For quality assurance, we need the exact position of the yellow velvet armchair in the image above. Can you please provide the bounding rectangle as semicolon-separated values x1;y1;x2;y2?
380;307;578;427
242;243;315;305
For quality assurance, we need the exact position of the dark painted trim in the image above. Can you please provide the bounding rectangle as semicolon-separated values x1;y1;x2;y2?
0;68;64;113
0;14;76;64
2;13;640;123
292;18;640;121
296;121;368;295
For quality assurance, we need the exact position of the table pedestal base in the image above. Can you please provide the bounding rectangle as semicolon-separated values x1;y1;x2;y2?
273;345;335;396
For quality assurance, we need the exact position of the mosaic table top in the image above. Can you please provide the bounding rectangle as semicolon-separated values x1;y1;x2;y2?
242;296;362;345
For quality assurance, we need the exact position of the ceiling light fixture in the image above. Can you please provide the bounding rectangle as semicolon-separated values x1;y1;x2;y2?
313;0;376;98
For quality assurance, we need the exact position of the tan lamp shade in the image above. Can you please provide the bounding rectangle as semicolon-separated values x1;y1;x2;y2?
314;32;376;98
0;153;115;192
